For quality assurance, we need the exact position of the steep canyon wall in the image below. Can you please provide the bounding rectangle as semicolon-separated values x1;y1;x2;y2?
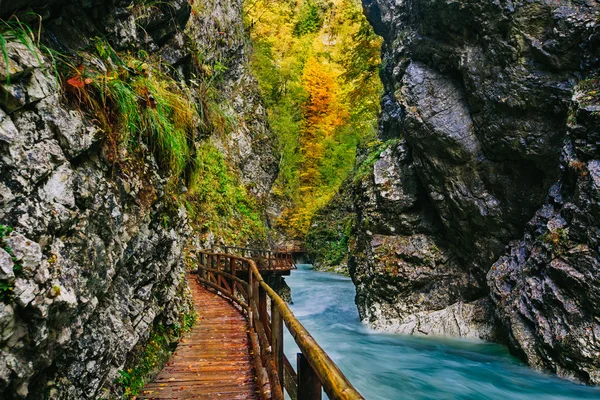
0;0;276;397
342;0;600;383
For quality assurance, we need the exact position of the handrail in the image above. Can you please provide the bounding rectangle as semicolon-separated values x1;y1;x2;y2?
196;250;364;400
212;245;297;271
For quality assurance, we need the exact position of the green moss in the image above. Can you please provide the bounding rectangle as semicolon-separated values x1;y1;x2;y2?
353;138;400;183
0;224;17;303
116;304;197;399
185;142;267;243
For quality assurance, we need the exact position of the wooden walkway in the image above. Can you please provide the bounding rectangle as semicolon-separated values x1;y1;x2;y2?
138;275;257;399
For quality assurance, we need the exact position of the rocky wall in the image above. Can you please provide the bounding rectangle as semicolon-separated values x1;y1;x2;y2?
0;0;277;397
348;0;600;382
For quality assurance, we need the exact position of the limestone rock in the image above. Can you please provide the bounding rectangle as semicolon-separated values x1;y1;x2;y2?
4;234;42;278
47;105;99;159
0;69;56;112
13;278;38;307
0;248;14;280
0;108;18;143
0;0;276;397
370;298;495;340
0;41;43;82
348;0;600;384
0;303;15;343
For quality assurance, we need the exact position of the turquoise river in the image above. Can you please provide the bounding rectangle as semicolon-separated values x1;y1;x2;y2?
282;264;600;400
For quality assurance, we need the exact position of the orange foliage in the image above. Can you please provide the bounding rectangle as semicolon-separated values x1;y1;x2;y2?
299;57;348;189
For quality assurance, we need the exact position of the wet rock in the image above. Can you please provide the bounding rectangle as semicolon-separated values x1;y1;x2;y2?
348;0;600;381
488;88;600;383
373;298;495;340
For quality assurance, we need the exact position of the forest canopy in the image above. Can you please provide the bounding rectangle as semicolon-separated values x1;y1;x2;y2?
245;0;382;238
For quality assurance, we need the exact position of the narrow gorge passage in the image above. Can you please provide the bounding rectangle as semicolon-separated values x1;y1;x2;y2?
284;265;600;400
139;276;256;399
0;0;598;395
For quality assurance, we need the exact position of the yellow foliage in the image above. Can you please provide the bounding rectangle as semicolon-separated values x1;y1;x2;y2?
246;0;382;238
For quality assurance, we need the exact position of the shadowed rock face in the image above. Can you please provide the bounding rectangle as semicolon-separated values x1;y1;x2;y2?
350;0;600;382
0;0;277;398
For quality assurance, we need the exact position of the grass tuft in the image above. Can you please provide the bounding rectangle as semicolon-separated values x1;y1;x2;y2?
63;38;196;177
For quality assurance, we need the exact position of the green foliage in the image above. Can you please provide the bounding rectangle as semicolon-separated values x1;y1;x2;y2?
185;142;267;243
61;36;266;243
116;307;197;399
306;211;353;272
0;281;13;302
117;329;167;398
0;224;17;303
63;38;196;178
0;224;13;239
293;1;324;36
340;6;382;120
247;0;382;239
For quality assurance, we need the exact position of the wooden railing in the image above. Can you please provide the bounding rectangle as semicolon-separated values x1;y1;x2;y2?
213;245;296;272
196;251;364;400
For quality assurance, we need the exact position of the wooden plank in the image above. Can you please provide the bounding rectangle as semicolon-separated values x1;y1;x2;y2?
284;354;298;400
139;275;257;399
194;251;362;400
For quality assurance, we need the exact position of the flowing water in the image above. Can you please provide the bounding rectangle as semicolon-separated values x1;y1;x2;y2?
282;264;600;400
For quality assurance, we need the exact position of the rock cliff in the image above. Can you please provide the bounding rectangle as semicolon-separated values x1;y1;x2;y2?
0;0;277;398
343;0;600;383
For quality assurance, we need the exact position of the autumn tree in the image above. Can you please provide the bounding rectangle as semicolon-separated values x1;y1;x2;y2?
245;0;382;238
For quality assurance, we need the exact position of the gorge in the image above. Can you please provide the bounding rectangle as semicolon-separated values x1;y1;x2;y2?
0;0;598;397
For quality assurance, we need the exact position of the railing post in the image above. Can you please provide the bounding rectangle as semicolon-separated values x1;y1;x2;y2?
272;306;284;389
231;257;236;298
297;353;322;400
248;262;253;324
259;285;269;340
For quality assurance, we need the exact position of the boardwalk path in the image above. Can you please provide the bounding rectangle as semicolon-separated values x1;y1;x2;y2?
138;274;257;399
